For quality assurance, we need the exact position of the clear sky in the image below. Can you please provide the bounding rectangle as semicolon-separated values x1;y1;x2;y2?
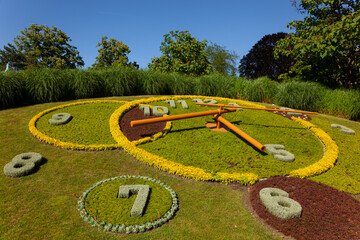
0;0;305;69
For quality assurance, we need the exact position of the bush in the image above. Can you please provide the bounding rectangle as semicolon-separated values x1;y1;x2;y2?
24;69;72;103
320;88;360;120
0;71;26;109
167;73;196;95
195;73;236;98
274;81;326;111
99;66;142;96
245;77;278;103
72;69;106;99
140;70;170;95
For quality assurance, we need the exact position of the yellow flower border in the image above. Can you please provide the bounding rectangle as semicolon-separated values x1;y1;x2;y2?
28;100;128;151
289;117;339;178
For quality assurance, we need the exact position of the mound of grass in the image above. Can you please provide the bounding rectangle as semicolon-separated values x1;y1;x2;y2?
137;100;324;178
35;102;123;145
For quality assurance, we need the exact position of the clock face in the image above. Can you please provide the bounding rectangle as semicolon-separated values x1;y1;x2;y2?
29;95;337;185
125;97;324;180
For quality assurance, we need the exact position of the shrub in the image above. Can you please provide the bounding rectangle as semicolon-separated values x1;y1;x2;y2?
140;70;170;95
244;76;278;103
100;66;141;96
274;81;326;112
0;71;26;108
24;68;72;103
195;73;236;98
72;69;106;99
167;73;196;95
320;88;360;120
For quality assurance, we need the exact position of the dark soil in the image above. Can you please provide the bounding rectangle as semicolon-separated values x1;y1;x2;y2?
249;176;360;240
120;107;166;141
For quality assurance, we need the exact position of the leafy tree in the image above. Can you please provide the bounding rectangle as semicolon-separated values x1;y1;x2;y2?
0;24;84;70
92;36;139;69
148;30;212;76
274;0;360;88
0;43;27;71
205;42;239;76
239;32;294;80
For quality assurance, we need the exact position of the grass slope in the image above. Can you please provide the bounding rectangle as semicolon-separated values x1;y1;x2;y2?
0;96;359;240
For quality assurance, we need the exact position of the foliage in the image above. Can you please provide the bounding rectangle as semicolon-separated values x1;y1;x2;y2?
0;43;27;70
0;71;26;108
239;32;294;80
274;81;326;111
205;42;239;76
274;1;360;88
0;24;84;70
320;88;360;120
92;36;139;69
195;73;237;98
148;30;212;76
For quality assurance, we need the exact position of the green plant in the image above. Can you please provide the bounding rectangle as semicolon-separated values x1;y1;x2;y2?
195;73;236;98
274;81;325;111
0;71;25;108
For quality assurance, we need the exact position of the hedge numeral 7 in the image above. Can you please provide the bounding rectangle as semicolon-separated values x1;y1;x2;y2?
118;185;150;217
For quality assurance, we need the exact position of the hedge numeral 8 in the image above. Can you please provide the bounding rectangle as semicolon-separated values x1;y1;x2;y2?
118;185;150;217
259;187;302;219
3;152;43;177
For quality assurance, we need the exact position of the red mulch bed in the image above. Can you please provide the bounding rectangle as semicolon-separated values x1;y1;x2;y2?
249;176;360;240
120;107;166;141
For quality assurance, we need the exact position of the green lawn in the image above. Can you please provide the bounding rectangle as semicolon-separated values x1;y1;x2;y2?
1;95;359;240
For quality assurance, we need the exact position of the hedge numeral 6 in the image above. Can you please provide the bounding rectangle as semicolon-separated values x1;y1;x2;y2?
49;113;72;125
259;187;302;219
3;152;43;177
118;185;150;217
265;144;295;162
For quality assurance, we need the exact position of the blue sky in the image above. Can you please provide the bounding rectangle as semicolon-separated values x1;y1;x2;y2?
0;0;305;69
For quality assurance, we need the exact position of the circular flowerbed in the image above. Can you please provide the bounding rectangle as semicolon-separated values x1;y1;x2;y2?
110;95;338;185
249;176;360;240
77;175;178;234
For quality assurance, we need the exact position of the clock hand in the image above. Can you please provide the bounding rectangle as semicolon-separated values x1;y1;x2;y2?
196;103;318;115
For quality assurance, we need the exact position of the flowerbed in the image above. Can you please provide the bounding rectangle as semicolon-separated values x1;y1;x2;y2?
78;175;178;234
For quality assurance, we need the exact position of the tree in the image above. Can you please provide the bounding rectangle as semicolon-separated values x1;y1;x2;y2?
205;42;239;76
0;43;27;71
0;24;84;70
239;32;294;80
92;36;139;69
274;0;360;88
148;30;212;76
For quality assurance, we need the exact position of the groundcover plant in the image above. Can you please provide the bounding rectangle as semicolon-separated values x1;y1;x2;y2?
1;95;359;240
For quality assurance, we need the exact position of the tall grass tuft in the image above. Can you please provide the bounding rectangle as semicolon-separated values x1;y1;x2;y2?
140;70;170;95
24;69;71;103
72;69;106;99
167;73;196;95
245;77;278;103
195;73;236;98
320;88;360;120
274;81;326;111
0;71;26;108
99;66;141;96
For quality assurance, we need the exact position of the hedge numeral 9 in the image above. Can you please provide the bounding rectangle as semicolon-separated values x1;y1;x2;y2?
49;113;72;125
